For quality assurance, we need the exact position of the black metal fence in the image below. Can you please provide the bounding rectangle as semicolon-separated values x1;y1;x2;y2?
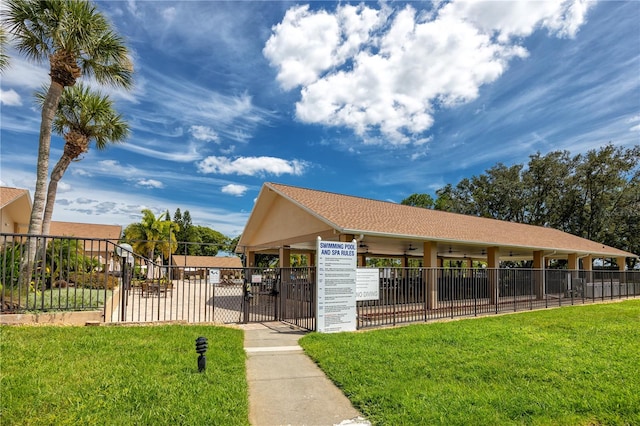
1;233;117;314
0;233;316;329
357;267;640;328
2;233;638;331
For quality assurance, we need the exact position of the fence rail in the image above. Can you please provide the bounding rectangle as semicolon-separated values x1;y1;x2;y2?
357;267;640;328
2;234;638;331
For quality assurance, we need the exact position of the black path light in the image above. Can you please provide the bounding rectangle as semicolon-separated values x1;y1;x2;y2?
195;336;208;372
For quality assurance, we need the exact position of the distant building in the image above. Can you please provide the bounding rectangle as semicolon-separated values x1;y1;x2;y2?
1;186;122;272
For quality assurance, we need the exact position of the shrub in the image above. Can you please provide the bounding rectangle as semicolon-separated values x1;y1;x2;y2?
0;242;22;290
67;272;118;290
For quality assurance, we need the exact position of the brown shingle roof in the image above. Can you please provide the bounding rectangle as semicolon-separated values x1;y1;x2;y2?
267;182;636;258
49;221;122;241
0;187;30;209
172;255;242;268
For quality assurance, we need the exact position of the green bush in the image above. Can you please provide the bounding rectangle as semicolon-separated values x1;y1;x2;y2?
0;242;22;289
67;272;118;290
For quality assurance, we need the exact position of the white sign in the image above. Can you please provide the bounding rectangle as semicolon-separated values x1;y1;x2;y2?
316;237;357;333
356;268;380;301
251;274;262;284
209;268;220;284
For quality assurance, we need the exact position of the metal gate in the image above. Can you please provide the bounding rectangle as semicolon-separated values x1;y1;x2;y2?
243;267;316;331
107;265;316;330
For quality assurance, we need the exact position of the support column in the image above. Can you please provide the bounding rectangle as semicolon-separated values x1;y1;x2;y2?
567;253;579;293
487;247;499;304
567;253;579;271
279;246;291;268
358;253;366;267
246;250;256;267
533;251;544;300
582;255;593;284
617;256;626;285
423;241;438;310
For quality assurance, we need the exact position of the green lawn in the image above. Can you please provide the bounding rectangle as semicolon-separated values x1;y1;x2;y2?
301;300;640;426
21;288;110;311
0;325;248;426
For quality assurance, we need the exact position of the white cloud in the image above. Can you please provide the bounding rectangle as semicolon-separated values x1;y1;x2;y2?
162;6;177;23
117;141;201;162
221;184;248;196
137;179;164;189
0;56;49;90
264;4;387;90
439;0;591;41
189;125;219;143
265;1;594;145
0;89;22;106
71;168;92;177
197;156;307;176
57;181;72;193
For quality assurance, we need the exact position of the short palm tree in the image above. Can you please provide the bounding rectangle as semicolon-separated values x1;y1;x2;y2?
3;0;133;237
124;210;179;262
36;83;130;235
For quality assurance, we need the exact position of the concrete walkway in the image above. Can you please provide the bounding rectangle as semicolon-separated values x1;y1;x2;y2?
241;322;370;426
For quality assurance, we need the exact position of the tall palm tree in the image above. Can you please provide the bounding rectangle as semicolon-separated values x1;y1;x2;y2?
3;0;133;237
4;0;132;287
35;83;130;235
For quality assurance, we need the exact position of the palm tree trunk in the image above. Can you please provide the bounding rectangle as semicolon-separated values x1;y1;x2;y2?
20;81;65;291
41;154;73;236
28;81;64;235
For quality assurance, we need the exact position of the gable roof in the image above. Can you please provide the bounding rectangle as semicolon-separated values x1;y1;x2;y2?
172;255;242;268
49;221;122;241
238;182;636;260
0;187;31;209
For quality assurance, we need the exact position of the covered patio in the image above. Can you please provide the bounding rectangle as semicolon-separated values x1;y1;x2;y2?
237;183;638;327
238;183;636;270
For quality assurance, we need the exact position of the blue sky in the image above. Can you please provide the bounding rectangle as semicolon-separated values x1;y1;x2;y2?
1;0;639;238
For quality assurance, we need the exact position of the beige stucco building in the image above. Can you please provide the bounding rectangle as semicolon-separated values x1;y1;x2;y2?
1;187;31;235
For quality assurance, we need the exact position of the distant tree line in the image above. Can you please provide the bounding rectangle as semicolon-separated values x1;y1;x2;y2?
401;144;640;265
172;208;239;256
122;208;239;261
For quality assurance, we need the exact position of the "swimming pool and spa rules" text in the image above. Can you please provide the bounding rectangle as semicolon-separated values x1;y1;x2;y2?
316;237;357;333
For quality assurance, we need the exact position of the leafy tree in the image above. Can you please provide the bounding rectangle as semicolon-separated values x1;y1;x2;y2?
173;209;200;254
522;150;575;226
471;164;525;222
401;193;435;209
429;143;639;266
36;83;129;235
571;145;639;257
193;226;228;256
434;180;477;215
